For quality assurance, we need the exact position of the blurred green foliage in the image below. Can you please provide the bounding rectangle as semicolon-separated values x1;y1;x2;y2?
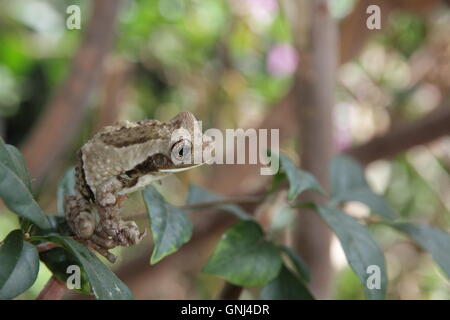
1;0;450;300
379;12;428;58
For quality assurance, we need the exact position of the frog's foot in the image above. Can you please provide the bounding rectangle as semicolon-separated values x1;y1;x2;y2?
96;205;122;238
79;229;118;263
96;206;146;246
96;196;146;247
83;238;117;263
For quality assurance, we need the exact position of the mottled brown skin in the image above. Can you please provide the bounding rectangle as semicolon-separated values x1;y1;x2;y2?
65;112;212;262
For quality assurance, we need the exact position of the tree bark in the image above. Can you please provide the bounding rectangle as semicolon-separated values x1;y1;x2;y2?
292;0;338;299
347;102;450;165
37;276;66;300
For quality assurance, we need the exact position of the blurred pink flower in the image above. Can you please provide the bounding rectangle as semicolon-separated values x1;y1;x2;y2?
229;0;278;27
266;44;299;77
245;0;277;23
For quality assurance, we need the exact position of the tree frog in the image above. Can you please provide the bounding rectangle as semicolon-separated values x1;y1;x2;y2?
65;112;212;262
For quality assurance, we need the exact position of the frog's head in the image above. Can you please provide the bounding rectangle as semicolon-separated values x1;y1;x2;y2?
158;111;214;173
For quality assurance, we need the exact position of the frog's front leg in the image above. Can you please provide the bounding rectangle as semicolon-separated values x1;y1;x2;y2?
95;176;146;246
95;177;124;239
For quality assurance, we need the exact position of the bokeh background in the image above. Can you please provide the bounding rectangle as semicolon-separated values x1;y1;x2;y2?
1;0;450;299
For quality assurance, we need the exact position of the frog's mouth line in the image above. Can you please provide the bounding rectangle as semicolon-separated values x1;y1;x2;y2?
158;161;209;173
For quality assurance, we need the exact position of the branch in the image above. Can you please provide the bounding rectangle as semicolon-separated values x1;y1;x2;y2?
347;102;450;165
123;196;264;221
36;276;67;300
21;0;122;181
217;282;243;300
95;57;132;131
291;0;337;299
181;196;264;210
36;242;60;253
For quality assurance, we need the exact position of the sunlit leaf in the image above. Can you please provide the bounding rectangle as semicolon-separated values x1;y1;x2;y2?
0;137;31;189
143;186;192;264
317;205;387;300
0;161;51;230
0;230;39;300
203;221;282;286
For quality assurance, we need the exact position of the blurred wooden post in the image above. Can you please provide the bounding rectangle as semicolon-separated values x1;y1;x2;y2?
292;0;338;299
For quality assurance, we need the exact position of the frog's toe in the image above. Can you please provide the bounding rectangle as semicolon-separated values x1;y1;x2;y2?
73;212;96;238
87;240;117;263
120;221;146;246
91;233;116;249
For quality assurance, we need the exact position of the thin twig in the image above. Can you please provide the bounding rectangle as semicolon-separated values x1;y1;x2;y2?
180;196;264;210
36;242;60;253
123;195;264;220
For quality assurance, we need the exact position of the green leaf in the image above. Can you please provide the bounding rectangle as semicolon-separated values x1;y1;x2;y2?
30;236;132;300
331;155;367;193
0;230;39;299
186;184;252;220
317;205;387;300
0;137;31;189
393;223;450;279
39;247;91;294
279;245;310;282
279;153;323;201
0;161;51;230
203;221;282;286
57;168;76;217
260;265;314;300
5;145;32;190
143;186;193;264
330;155;395;221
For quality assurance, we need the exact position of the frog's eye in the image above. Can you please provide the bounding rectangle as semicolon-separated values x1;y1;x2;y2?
171;139;191;162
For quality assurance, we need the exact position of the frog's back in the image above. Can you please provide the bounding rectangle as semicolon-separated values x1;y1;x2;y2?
80;119;173;194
